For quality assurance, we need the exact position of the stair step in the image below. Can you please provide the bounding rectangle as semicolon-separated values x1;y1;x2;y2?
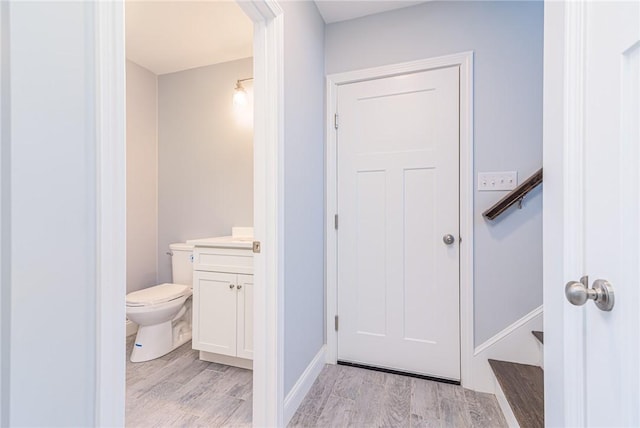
489;359;544;428
532;330;544;344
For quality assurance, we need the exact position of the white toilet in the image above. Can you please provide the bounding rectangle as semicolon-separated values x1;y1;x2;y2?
126;243;194;362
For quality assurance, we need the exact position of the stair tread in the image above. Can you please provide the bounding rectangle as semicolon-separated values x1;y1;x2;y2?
532;330;544;344
489;359;544;428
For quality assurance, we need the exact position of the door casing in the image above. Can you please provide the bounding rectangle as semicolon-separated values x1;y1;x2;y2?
324;51;475;387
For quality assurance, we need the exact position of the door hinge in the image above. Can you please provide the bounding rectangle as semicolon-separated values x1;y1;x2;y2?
334;214;338;230
334;315;339;331
334;113;339;130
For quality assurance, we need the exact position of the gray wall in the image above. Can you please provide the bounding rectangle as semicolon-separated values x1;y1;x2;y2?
126;60;158;293
157;57;253;282
3;2;101;425
325;1;543;345
282;1;326;395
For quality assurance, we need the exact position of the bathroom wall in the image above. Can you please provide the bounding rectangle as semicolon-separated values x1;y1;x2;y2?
126;60;158;293
325;1;544;346
281;0;326;397
157;57;253;282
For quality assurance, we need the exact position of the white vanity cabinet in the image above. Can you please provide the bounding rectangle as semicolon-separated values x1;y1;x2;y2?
189;236;254;368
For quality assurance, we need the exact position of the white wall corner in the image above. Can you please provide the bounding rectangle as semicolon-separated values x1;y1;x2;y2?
283;345;326;426
469;306;543;394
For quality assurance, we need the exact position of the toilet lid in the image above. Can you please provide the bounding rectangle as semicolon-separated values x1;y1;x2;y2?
126;283;191;307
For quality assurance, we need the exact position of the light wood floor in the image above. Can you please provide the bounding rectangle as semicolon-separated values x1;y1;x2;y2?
126;337;506;427
289;364;507;428
126;338;252;427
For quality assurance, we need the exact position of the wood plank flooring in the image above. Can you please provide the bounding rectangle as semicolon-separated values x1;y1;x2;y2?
126;337;252;427
127;336;506;427
488;359;544;428
289;364;507;428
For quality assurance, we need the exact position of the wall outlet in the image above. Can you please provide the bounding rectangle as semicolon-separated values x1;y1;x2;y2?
478;171;518;191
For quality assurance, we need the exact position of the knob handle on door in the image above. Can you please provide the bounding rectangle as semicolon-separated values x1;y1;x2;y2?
565;278;614;311
443;234;455;245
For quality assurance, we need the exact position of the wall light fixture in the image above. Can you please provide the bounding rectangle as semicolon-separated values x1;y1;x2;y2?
233;78;253;107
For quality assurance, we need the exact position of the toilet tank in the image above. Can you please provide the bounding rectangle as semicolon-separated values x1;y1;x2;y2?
169;243;194;285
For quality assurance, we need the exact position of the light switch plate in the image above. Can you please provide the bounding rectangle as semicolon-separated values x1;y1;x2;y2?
478;171;518;191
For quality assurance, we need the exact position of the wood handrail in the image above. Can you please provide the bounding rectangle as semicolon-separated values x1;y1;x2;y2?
483;168;543;220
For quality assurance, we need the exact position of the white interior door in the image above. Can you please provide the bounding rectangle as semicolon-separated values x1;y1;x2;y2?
336;66;460;380
562;2;640;425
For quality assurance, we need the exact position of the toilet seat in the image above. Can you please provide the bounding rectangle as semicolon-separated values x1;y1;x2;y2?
126;283;191;307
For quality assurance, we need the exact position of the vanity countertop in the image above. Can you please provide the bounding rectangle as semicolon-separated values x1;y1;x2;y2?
187;235;253;249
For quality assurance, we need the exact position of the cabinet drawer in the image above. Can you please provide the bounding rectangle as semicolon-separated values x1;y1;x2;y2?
193;247;253;274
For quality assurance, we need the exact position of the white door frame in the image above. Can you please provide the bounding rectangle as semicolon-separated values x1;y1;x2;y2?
325;51;475;386
94;1;285;426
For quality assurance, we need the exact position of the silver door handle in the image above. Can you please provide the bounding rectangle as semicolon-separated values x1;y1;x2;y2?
443;234;455;245
565;276;614;311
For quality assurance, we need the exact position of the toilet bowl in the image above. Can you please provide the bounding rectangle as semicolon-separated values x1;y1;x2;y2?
126;242;194;362
126;283;193;362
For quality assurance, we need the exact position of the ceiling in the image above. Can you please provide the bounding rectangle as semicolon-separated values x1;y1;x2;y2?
314;1;428;24
125;1;428;75
125;1;253;75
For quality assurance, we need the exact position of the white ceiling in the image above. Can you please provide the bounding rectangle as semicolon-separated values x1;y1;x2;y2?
125;1;253;75
125;1;429;75
314;0;428;24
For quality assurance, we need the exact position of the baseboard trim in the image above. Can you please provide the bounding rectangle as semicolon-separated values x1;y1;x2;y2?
126;319;138;337
283;345;326;426
199;351;252;370
469;305;543;393
474;306;543;356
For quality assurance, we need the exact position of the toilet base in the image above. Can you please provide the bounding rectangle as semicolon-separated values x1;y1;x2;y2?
130;315;192;363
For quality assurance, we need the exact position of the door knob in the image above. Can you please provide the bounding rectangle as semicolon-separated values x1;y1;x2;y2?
229;284;235;289
443;234;455;245
565;276;614;311
237;285;243;290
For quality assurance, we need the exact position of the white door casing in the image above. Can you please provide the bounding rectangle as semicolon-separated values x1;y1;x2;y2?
327;53;475;382
544;1;640;426
337;67;460;379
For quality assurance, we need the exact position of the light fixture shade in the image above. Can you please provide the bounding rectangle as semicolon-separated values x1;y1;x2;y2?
233;83;248;107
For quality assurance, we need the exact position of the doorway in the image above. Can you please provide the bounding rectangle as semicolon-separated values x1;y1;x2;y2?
325;52;475;385
94;1;285;426
124;1;255;425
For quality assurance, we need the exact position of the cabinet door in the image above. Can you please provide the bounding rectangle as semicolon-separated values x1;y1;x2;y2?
236;274;253;359
193;271;237;356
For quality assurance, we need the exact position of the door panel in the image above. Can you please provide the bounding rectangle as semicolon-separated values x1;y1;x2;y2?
192;271;237;356
237;274;254;359
355;169;387;336
337;66;460;379
403;167;437;343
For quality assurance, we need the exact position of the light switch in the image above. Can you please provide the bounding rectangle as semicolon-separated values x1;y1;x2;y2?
478;171;518;191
